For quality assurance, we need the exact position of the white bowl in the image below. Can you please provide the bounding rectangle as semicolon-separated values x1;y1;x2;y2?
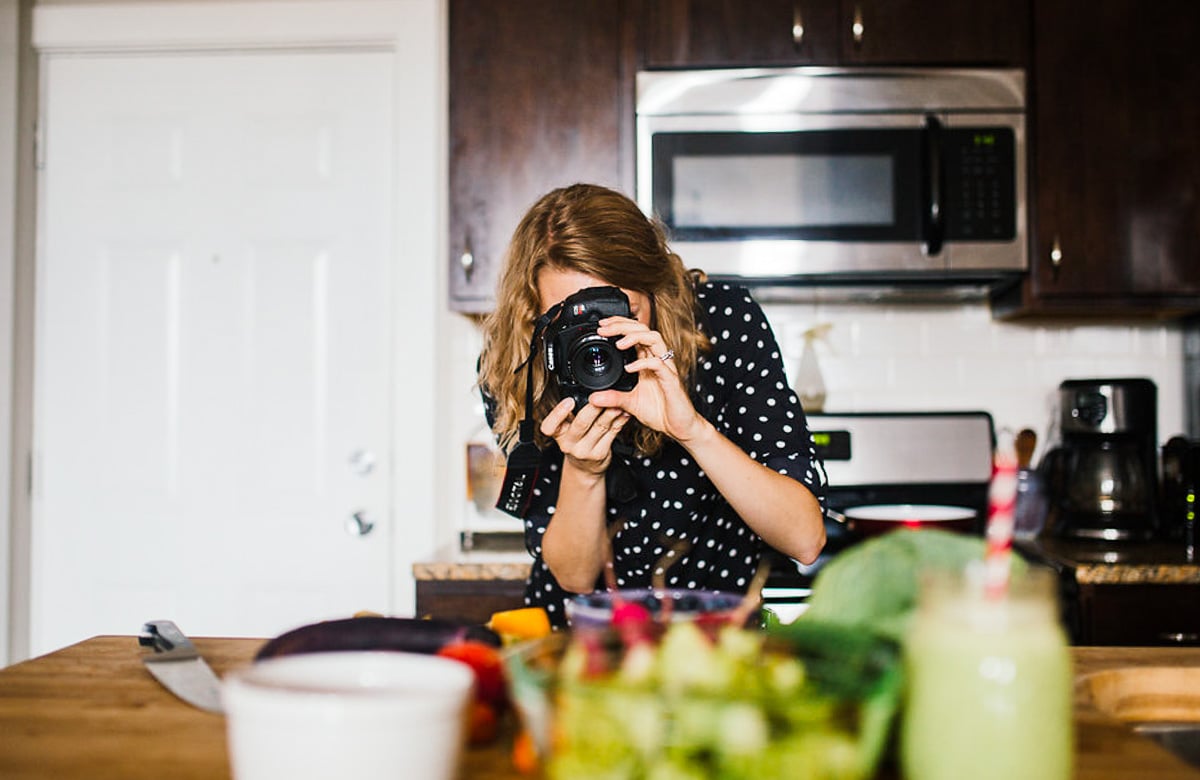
222;651;474;780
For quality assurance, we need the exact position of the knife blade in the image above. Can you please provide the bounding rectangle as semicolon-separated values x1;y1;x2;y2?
139;620;224;714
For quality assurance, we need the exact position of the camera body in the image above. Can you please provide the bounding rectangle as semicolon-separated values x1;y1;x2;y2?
543;286;639;411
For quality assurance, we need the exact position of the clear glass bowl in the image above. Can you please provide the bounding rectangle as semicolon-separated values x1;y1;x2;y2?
504;620;902;780
565;587;748;629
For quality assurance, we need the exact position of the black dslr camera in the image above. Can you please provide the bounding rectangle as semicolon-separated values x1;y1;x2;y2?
543;286;639;411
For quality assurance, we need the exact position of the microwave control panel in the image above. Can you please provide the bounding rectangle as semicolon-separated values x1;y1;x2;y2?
943;128;1016;242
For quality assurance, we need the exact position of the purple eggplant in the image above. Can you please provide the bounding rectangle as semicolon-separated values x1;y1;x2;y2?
254;616;500;661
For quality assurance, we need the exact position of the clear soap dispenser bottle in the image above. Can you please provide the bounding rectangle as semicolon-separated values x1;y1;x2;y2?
795;323;831;412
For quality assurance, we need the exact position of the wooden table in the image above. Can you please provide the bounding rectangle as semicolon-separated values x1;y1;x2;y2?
1;636;1198;779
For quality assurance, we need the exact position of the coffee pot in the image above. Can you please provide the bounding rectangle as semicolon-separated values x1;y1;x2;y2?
1040;378;1158;540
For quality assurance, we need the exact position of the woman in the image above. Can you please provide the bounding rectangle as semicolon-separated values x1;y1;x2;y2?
478;183;826;625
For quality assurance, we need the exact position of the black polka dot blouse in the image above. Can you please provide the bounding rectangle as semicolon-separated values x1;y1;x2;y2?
512;283;827;627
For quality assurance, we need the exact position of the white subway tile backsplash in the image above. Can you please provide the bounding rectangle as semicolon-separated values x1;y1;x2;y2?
1068;325;1136;356
764;300;1185;446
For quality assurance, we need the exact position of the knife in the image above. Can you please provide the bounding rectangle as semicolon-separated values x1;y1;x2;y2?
139;620;224;714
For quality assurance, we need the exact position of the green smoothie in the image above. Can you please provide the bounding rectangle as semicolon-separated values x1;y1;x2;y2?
900;567;1073;780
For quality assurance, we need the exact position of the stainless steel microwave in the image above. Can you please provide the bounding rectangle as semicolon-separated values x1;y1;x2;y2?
635;67;1027;299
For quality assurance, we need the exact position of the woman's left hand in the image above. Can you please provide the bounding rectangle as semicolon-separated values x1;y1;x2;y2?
586;317;707;443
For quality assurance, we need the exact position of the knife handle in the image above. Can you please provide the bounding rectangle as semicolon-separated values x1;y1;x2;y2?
140;620;200;660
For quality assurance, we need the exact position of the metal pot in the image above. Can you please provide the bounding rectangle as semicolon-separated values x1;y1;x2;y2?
828;504;977;537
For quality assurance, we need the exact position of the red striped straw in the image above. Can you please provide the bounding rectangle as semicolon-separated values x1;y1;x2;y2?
984;430;1019;600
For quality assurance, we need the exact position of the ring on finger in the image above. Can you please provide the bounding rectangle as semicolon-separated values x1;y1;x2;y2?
658;349;675;362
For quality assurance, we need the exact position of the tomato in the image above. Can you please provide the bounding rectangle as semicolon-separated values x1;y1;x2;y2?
436;640;507;709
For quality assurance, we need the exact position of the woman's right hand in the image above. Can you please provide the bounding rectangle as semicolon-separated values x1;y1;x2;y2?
540;398;630;476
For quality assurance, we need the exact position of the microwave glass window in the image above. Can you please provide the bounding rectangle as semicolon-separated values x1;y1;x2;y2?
650;129;923;242
672;154;894;228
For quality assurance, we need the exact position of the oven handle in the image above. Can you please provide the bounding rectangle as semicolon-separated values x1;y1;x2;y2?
923;114;945;256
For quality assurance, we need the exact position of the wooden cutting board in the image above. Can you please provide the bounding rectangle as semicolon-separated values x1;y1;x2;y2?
1082;666;1200;723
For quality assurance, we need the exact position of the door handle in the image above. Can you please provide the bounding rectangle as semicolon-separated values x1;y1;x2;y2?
346;510;375;537
922;115;945;256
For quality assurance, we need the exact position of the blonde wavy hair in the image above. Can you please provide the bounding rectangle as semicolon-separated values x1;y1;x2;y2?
478;183;710;456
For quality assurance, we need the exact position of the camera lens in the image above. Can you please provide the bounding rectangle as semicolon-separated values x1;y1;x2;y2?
568;334;624;391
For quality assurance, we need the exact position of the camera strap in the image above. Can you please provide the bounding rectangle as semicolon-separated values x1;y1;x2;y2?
496;303;562;518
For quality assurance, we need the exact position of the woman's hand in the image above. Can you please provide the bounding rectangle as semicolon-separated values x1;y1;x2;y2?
586;317;708;443
540;397;630;475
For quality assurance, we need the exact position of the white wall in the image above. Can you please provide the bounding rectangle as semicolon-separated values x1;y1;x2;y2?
447;301;1186;536
763;303;1184;460
0;0;20;668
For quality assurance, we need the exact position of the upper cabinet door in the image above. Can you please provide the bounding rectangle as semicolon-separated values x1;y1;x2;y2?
840;0;1028;65
448;0;630;313
994;0;1200;317
642;0;840;67
641;0;1027;68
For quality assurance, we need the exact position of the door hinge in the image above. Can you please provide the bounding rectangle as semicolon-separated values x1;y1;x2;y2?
27;450;37;498
34;120;44;170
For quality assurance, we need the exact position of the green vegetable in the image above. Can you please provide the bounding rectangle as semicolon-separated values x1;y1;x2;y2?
801;528;1025;642
535;621;894;780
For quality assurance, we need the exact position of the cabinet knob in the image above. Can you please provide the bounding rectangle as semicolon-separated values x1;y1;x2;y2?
460;235;475;282
1157;632;1199;644
1049;235;1063;281
851;5;864;47
792;3;805;48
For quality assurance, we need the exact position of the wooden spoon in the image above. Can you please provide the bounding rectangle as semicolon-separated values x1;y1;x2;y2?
1015;428;1037;469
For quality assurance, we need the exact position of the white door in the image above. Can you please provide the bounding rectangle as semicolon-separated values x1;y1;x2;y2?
31;50;396;655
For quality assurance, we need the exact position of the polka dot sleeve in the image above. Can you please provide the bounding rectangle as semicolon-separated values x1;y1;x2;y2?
696;284;827;505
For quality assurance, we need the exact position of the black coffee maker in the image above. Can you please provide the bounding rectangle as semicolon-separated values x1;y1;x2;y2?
1041;378;1158;540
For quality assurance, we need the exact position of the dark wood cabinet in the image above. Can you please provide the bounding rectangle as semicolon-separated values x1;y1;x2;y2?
1076;583;1200;646
448;1;1199;319
993;0;1200;318
448;0;635;313
415;579;527;624
640;0;1028;68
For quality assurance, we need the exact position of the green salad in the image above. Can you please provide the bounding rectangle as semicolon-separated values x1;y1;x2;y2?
512;619;899;780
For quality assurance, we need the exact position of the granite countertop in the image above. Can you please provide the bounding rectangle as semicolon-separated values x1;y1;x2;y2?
412;551;532;582
415;536;1200;586
1018;538;1200;585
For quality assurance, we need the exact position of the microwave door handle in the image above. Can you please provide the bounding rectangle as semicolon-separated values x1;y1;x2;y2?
923;114;945;256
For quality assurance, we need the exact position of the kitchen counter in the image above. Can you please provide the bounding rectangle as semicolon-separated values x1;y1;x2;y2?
413;553;531;583
413;553;531;623
1;635;1198;779
1016;538;1200;646
1017;538;1200;584
415;537;1200;585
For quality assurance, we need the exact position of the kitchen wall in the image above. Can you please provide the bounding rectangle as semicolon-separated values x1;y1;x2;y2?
0;0;18;669
447;302;1185;536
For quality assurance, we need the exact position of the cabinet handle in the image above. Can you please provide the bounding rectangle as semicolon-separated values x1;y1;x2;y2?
460;234;475;282
1157;632;1199;644
792;3;804;48
1049;235;1063;281
851;5;864;47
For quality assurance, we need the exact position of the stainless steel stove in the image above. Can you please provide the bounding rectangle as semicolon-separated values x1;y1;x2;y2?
763;411;996;619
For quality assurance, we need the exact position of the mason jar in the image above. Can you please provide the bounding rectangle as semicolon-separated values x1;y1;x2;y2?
900;563;1073;780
